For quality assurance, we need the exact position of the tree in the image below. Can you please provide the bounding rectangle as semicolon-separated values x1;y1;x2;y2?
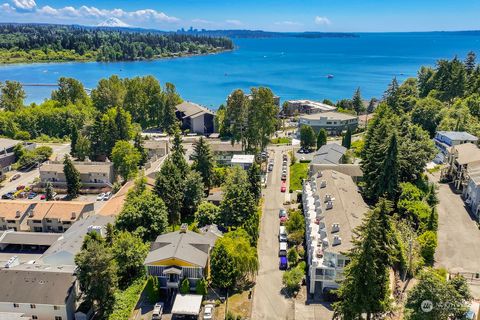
163;82;181;134
248;162;262;202
377;132;400;201
45;181;54;201
352;87;364;115
171;131;189;177
180;278;190;294
405;269;471;320
134;133;148;167
417;231;437;265
70;124;79;157
51;77;88;106
183;170;205;217
0;81;25;111
220;167;256;227
367;98;377;114
75;240;118;318
91;75;126;113
465;51;477;74
299;125;316;151
191;137;214;190
226;89;248;146
195;278;208;295
210;241;238;289
316;128;327;149
342;127;352;149
111;140;141;182
384;77;400;112
287;247;299;266
116;190;169;242
63;155;81;198
418;66;436;98
154;157;185;225
195;202;220;227
411;97;444;137
75;134;91;161
282;266;304;293
112;231;149;288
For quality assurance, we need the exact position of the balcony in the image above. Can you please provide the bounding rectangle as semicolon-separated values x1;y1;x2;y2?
166;280;179;289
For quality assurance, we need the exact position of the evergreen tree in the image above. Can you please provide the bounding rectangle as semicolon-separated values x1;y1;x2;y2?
63;155;81;198
210;241;238;289
248;162;262;203
171;131;189;177
89;113;108;161
163;82;181;134
45;181;54;201
180;278;190;294
0;80;25;111
182;170;205;217
377;132;400;201
384;77;400;112
316;128;327;149
367;98;377;114
114;105;131;142
418;66;436;98
191;137;214;190
154;157;185;225
352;87;364;115
70;124;79;157
112;231;149;288
299;125;316;151
75;134;91;161
464;51;477;74
342;127;352;149
134;133;148;167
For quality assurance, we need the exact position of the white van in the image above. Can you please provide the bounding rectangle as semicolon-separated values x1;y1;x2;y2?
279;226;287;242
279;242;288;256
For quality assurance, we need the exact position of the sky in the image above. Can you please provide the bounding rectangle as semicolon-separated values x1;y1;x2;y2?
1;0;480;32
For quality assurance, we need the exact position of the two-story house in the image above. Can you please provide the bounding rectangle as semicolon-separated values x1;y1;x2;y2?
433;131;478;163
210;142;244;166
298;112;358;136
40;160;114;188
302;170;368;296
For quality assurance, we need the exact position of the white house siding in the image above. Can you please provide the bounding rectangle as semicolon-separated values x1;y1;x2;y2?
191;115;205;134
0;302;70;320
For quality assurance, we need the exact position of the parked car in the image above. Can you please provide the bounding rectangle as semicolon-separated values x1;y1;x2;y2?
203;304;214;320
298;149;304;154
279;226;288;242
40;194;46;200
96;193;105;201
281;173;287;181
103;192;112;201
2;192;14;200
152;302;164;320
27;192;37;199
278;209;287;218
279;242;288;257
16;185;26;191
279;256;288;270
10;174;20;181
281;181;287;192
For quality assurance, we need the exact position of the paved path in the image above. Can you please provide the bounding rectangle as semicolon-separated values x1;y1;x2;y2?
252;146;294;320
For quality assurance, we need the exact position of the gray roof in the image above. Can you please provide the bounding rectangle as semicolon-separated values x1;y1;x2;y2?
176;101;215;119
309;164;363;178
0;264;76;305
437;131;478;142
0;138;22;150
145;230;218;267
300;111;358;121
39;214;115;266
0;231;62;246
312;143;347;165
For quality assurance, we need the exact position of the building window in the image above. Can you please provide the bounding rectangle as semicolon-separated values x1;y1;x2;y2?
13;303;19;308
55;316;62;320
30;304;36;309
32;316;38;320
54;306;60;310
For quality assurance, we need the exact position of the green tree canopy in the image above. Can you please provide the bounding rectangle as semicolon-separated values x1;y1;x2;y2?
63;155;81;198
299;125;316;151
111;140;141;182
0;80;25;111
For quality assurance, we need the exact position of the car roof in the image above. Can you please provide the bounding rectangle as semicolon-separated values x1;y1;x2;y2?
280;256;288;263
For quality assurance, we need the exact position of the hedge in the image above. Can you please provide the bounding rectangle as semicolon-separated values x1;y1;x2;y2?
108;279;147;320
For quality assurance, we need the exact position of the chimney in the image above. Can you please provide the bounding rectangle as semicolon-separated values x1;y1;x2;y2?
28;210;34;218
331;223;340;233
180;223;188;233
71;212;76;220
333;235;342;246
15;211;21;218
324;194;332;202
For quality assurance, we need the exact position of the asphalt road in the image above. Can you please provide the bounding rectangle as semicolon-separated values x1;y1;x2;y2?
251;146;294;320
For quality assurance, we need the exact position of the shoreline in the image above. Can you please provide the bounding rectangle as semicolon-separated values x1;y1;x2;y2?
0;48;234;66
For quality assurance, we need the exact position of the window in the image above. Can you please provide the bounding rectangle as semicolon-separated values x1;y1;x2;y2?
30;304;36;309
54;306;60;310
32;316;38;320
326;121;332;124
55;316;62;320
13;303;19;308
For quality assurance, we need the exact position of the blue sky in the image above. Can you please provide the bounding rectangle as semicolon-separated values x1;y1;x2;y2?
1;0;480;32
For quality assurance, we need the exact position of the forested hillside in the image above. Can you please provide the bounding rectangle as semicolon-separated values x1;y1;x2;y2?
0;24;234;63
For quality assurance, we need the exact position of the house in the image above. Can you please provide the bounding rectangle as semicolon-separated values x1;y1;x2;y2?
38;214;115;266
463;171;480;221
231;154;255;170
282;100;336;116
143;139;169;159
441;143;480;190
210;142;244;165
309;164;363;182
175;101;215;134
26;202;94;233
0;264;78;320
206;188;223;206
40;160;114;188
298;112;358;136
433;131;478;163
302;170;369;295
145;226;220;294
311;143;347;165
0;138;36;173
0;201;35;231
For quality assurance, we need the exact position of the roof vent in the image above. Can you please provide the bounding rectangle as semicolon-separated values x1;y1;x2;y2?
317;171;323;178
15;211;21;218
322;238;329;247
324;194;332;202
331;223;340;233
87;225;104;237
28;210;34;218
320;180;327;188
180;223;188;233
71;212;76;220
326;201;333;210
333;235;342;246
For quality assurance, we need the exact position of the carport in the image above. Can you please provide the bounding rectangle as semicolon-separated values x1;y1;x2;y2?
171;294;203;319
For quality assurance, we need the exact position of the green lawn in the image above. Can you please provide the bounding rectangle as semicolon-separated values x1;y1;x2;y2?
270;137;292;144
289;163;309;191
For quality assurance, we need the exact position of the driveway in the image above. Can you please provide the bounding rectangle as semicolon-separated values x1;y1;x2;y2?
430;172;480;297
251;145;294;320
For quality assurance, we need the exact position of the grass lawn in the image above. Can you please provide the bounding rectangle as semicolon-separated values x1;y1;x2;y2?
270;137;292;144
290;163;309;191
214;290;252;319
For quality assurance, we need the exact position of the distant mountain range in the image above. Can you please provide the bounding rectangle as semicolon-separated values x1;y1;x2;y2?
97;18;130;28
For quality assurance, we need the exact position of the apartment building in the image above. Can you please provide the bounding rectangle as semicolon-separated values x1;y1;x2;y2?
302;170;368;295
298;112;358;135
40;160;114;188
26;202;94;233
0;201;35;231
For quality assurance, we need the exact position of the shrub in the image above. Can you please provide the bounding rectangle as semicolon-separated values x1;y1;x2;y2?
145;276;159;303
282;266;304;294
287;248;299;266
196;278;208;295
108;279;146;320
296;246;305;259
418;231;437;265
194;202;220;227
180;278;190;294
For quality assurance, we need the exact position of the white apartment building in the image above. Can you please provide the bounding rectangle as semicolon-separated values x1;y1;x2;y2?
302;170;368;295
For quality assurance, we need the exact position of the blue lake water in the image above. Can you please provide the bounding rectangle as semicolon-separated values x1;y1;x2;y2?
1;32;480;108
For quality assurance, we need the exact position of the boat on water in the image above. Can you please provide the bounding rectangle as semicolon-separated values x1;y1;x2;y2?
327;74;334;79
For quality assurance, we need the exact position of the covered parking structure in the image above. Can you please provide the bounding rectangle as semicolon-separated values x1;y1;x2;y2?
171;294;203;319
0;230;62;251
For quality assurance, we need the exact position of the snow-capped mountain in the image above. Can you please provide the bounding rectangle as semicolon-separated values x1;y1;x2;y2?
97;18;130;28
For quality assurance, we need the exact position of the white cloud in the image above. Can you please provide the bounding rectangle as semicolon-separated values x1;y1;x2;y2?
314;16;331;25
275;20;302;26
225;19;242;26
192;18;214;24
11;0;35;10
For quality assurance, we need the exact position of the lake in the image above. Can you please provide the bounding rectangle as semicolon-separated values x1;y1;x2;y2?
1;32;480;108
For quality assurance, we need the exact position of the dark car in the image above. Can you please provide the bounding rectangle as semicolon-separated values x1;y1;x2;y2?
27;192;37;199
279;209;287;218
279;256;288;270
2;192;14;200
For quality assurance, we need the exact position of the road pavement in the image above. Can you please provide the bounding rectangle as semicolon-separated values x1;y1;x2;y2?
252;146;294;320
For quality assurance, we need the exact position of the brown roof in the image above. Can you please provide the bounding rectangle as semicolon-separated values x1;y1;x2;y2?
28;202;93;220
453;143;480;165
98;181;132;216
0;201;34;220
0;264;76;305
40;161;113;174
143;139;169;150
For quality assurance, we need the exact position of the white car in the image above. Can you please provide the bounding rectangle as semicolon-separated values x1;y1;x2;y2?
96;193;105;201
103;192;112;201
152;302;164;320
203;304;214;320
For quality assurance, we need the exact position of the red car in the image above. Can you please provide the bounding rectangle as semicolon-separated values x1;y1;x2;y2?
280;181;287;193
